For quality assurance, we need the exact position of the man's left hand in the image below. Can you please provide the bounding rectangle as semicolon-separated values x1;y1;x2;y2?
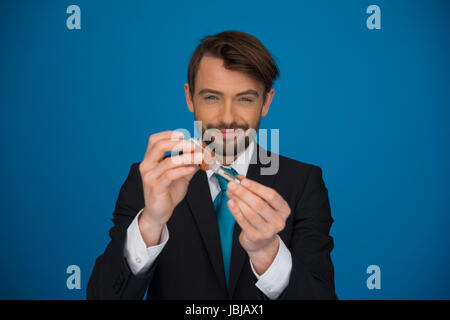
226;175;291;275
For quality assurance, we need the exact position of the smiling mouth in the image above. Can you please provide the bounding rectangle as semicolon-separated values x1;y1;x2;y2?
220;129;238;139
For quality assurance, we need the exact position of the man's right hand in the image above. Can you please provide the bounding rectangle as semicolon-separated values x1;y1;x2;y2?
138;131;201;247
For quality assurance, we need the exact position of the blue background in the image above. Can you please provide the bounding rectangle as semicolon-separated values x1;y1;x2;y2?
0;0;449;299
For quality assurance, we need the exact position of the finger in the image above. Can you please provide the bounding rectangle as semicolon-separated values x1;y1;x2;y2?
141;139;189;173
227;197;259;235
235;177;290;216
146;139;196;166
164;150;203;165
148;130;185;148
144;130;184;155
180;163;201;183
143;131;185;160
147;152;202;180
231;196;271;233
155;165;199;189
227;181;276;224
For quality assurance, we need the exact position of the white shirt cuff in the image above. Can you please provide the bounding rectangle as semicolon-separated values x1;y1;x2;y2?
249;235;292;300
124;208;169;276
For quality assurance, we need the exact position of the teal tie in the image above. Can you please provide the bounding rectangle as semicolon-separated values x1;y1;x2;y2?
213;167;238;287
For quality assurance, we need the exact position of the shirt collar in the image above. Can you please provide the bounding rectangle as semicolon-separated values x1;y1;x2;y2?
206;139;255;180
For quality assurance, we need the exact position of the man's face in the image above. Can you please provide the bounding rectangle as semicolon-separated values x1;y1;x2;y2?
184;55;275;160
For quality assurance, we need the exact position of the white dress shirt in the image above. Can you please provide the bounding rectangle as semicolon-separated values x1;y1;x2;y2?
124;140;292;299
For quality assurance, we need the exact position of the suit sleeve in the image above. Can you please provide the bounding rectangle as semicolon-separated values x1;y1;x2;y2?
278;165;338;300
87;162;159;299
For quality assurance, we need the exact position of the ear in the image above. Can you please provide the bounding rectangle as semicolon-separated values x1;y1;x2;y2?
261;88;275;117
184;83;194;113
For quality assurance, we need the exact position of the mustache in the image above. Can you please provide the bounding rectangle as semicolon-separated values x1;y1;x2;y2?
205;122;250;131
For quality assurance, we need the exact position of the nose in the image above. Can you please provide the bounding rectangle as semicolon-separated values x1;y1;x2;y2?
219;100;235;125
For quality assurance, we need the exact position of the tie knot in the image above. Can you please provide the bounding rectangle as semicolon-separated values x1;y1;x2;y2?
215;167;238;191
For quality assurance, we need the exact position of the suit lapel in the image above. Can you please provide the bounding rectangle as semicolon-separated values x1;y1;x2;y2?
185;170;228;293
228;144;278;297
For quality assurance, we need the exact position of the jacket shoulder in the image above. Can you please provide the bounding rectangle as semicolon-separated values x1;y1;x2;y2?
265;152;326;203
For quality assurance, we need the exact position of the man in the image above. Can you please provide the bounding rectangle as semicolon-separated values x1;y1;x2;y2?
87;30;337;300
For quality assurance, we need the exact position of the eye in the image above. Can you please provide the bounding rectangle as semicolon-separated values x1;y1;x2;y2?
205;95;218;100
239;97;254;102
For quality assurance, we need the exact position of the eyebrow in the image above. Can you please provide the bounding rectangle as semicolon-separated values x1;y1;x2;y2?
198;88;259;97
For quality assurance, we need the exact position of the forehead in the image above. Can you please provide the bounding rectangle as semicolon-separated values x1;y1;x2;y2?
195;55;264;93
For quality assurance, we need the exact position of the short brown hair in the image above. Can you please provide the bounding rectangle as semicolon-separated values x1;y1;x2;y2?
187;30;280;99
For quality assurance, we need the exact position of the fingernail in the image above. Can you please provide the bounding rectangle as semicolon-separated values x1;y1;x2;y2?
241;179;250;187
228;199;235;207
228;182;237;190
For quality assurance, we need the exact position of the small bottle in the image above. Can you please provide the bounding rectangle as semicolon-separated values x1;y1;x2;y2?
189;138;241;184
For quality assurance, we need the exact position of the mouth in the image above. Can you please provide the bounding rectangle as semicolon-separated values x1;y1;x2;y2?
220;129;238;139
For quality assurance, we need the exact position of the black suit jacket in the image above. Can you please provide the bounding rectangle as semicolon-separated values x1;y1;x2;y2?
87;145;337;300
